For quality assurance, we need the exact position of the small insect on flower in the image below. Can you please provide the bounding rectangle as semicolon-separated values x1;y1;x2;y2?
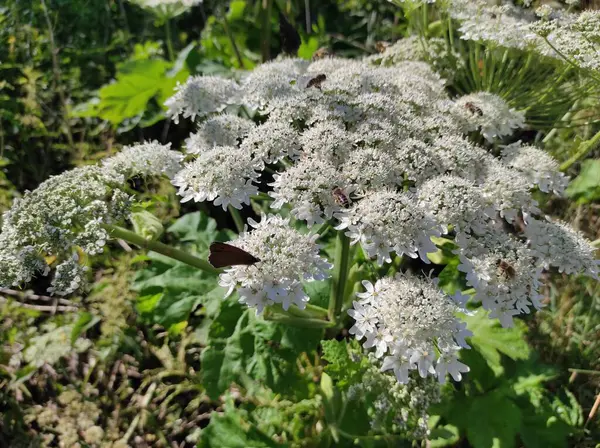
312;47;331;60
375;41;390;53
464;102;484;116
209;242;260;268
332;187;351;208
496;259;516;280
306;74;327;90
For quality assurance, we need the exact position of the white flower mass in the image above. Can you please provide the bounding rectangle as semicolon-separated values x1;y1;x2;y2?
161;52;597;384
1;20;598;387
218;214;332;314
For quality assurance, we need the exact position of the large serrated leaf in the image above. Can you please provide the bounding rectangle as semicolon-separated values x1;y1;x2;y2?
198;407;281;448
565;158;600;203
463;309;530;374
201;308;323;400
131;212;225;329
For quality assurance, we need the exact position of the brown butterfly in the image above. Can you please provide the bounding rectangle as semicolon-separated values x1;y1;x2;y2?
208;242;260;268
306;74;326;89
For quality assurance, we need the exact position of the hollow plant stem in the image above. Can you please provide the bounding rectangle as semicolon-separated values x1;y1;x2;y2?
264;313;335;329
560;129;600;172
165;19;175;61
228;205;245;233
329;231;351;323
102;224;221;275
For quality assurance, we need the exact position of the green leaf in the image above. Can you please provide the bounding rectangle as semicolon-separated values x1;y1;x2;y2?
465;390;522;448
201;308;322;400
70;312;100;344
198;407;281;448
166;211;234;254
321;339;368;390
303;279;330;309
565;159;600;203
463;309;530;374
428;424;460;448
131;212;228;327
298;37;321;60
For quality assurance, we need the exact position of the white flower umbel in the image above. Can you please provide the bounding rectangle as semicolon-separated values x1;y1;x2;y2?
526;217;600;279
452;92;526;142
241;119;302;164
165;76;240;123
269;156;353;226
299;121;354;166
455;231;543;327
47;254;89;296
481;160;541;222
418;175;493;234
432;135;493;183
240;58;309;110
218;214;331;313
102;141;183;179
128;0;201;19
171;145;261;210
349;273;471;384
185;115;255;154
336;189;442;265
501;141;568;195
0;166;130;289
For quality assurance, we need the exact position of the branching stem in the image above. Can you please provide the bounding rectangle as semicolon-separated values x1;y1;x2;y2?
102;224;221;275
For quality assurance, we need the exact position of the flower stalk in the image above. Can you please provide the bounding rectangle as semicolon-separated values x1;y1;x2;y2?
102;223;221;275
560;129;600;172
329;231;351;323
228;205;245;233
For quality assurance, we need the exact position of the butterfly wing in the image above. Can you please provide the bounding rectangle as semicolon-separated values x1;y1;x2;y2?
209;242;260;268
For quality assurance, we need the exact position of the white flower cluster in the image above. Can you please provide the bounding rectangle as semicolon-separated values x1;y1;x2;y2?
218;215;332;314
103;141;183;179
448;0;600;74
336;189;443;265
349;274;471;384
452;92;526;142
501;141;569;195
165;76;240;123
165;54;598;373
0;143;183;294
127;0;202;18
367;35;465;80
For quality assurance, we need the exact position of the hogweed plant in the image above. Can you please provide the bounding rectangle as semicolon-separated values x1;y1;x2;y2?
1;41;599;438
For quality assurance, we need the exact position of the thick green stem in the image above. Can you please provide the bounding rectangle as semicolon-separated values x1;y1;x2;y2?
228;205;245;233
102;224;221;275
560;129;600;172
261;0;273;62
329;232;351;323
264;313;335;329
165;19;175;61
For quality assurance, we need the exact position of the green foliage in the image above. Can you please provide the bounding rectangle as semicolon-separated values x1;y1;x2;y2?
201;305;323;400
431;310;584;448
321;338;368;390
566;158;600;203
133;212;231;332
72;46;191;129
